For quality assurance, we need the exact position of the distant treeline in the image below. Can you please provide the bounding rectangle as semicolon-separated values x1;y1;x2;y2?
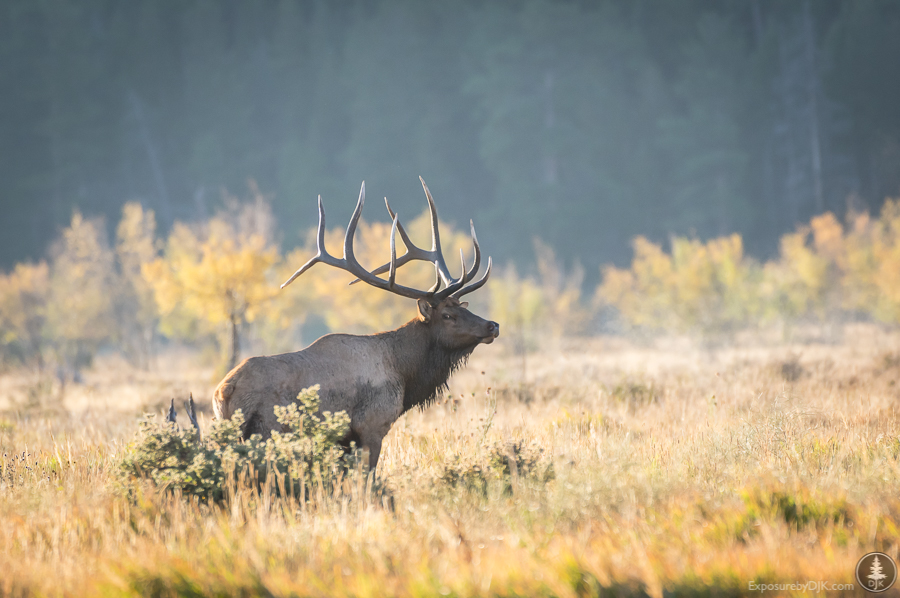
0;190;588;378
2;0;899;279
3;188;900;380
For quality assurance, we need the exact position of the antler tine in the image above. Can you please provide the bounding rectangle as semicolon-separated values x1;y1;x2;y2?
166;398;176;424
386;194;452;284
427;262;442;294
282;195;342;289
339;183;436;300
353;180;460;286
388;212;399;288
383;197;418;264
419;176;455;284
465;220;481;282
185;393;201;440
451;256;492;299
342;181;366;262
352;195;448;284
438;248;470;296
373;197;482;292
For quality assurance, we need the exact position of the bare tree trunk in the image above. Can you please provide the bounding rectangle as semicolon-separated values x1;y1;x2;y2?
775;17;815;226
141;323;156;371
802;0;824;213
227;312;241;372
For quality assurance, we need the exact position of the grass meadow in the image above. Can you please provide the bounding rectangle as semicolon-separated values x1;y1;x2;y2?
1;327;899;597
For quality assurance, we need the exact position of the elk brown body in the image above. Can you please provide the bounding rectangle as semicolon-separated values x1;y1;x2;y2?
212;179;498;470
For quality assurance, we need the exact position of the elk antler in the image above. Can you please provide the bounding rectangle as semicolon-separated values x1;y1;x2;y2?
281;179;491;301
351;177;491;299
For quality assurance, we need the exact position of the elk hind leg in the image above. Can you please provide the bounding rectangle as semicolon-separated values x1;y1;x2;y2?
351;427;385;472
362;436;383;471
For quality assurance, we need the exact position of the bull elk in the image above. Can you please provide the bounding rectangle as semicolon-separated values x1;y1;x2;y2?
212;178;499;470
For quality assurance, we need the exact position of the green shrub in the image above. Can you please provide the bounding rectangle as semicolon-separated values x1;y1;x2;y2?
438;439;553;495
119;385;360;501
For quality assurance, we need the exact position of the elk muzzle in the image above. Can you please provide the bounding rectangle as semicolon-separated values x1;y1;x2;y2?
481;321;500;344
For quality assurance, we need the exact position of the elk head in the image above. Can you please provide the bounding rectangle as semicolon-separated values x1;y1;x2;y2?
416;296;499;349
281;178;498;346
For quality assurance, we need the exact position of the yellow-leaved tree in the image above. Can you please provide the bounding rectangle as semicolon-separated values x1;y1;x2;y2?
46;212;117;380
143;190;280;372
597;233;761;336
115;202;159;368
761;218;834;322
841;200;900;323
0;261;50;369
670;234;761;333
489;240;587;351
597;236;676;330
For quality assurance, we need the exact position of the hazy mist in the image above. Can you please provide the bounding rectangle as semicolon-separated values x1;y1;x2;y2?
2;0;899;282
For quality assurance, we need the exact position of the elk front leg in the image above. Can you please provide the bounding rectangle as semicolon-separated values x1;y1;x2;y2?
349;390;401;472
351;415;395;472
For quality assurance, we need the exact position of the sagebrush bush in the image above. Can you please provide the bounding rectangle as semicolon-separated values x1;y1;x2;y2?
437;439;553;495
119;385;360;501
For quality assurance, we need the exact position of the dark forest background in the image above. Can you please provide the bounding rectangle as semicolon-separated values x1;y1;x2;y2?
2;0;899;283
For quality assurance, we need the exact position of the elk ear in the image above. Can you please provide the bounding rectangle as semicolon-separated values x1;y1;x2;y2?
416;298;434;323
458;301;469;309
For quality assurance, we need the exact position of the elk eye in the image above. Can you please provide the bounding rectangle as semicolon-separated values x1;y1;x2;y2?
442;313;453;320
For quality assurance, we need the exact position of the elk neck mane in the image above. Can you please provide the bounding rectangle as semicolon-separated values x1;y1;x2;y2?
385;318;477;413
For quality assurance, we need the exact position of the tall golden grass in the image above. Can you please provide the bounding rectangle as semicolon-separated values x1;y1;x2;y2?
2;192;900;595
1;329;898;597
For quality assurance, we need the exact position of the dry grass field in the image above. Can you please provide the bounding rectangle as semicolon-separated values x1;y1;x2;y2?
1;327;900;597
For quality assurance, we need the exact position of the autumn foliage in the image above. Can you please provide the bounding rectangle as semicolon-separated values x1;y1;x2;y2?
6;191;900;376
143;191;281;372
599;200;900;335
0;187;502;376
